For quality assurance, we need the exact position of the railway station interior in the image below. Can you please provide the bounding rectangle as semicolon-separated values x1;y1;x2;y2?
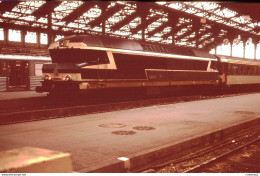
0;1;260;174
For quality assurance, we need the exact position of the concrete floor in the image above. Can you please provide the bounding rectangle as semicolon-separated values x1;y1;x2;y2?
0;93;259;172
0;91;47;100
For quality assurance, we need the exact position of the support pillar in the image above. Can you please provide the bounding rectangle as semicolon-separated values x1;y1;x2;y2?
252;38;259;60
230;40;233;56
101;4;107;36
243;40;246;58
47;13;54;46
21;30;26;48
4;28;8;46
140;12;144;41
169;13;179;46
138;3;149;42
195;30;199;48
37;31;41;48
241;35;249;58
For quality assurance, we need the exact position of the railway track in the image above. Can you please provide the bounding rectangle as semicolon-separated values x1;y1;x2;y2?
0;95;200;125
184;137;260;173
138;122;260;173
1;89;259;125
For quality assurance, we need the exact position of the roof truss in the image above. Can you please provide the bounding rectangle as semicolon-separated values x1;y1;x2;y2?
0;1;259;51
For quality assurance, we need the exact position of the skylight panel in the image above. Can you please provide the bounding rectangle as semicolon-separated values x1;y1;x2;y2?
53;1;83;20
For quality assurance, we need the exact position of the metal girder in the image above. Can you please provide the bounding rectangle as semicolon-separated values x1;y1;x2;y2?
203;37;223;50
109;2;154;32
130;16;160;34
88;3;124;27
146;22;170;37
145;12;179;37
203;30;228;50
0;21;79;37
199;26;221;48
175;29;194;41
218;3;260;23
110;11;139;31
181;2;255;34
161;22;190;40
156;2;257;44
187;24;216;43
62;2;97;24
0;1;20;14
187;28;207;42
197;34;215;46
31;2;62;19
175;22;200;41
154;3;197;21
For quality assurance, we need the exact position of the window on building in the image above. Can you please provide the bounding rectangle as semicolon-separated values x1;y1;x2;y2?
35;63;43;76
40;33;48;44
8;29;21;42
0;28;4;40
25;31;37;43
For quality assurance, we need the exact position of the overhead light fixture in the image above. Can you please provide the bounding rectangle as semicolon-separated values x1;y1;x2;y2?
243;15;250;21
233;38;240;45
200;18;206;24
223;38;229;45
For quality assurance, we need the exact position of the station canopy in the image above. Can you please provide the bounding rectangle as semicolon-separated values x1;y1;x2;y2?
0;1;260;51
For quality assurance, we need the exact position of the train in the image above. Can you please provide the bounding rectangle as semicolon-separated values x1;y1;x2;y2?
35;35;260;96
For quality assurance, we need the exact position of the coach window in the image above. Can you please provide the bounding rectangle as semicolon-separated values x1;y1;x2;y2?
233;65;237;75
35;63;43;76
228;64;232;75
210;61;218;70
232;64;236;75
248;66;252;75
250;66;254;75
253;66;257;75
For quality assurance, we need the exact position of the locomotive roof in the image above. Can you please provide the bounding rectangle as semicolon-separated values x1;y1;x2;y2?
56;35;216;59
218;55;260;66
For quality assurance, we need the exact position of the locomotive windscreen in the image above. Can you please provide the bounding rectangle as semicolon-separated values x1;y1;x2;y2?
49;49;109;65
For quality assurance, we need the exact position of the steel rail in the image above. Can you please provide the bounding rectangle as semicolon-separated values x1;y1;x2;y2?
184;136;260;173
0;95;201;125
138;124;260;173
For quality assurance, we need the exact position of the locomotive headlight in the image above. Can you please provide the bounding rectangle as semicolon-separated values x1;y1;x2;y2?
63;74;72;81
43;74;52;81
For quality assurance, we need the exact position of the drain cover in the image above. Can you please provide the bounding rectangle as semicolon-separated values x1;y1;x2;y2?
112;131;136;135
133;126;156;130
99;123;126;128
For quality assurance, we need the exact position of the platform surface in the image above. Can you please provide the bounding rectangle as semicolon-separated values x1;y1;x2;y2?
0;93;259;172
0;91;46;100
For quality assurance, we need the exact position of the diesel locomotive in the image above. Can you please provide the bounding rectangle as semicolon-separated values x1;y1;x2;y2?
36;35;260;95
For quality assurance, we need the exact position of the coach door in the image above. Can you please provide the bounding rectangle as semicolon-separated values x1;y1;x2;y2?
8;61;29;90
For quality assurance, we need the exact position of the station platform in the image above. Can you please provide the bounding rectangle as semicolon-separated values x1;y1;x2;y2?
0;93;259;172
0;91;47;100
